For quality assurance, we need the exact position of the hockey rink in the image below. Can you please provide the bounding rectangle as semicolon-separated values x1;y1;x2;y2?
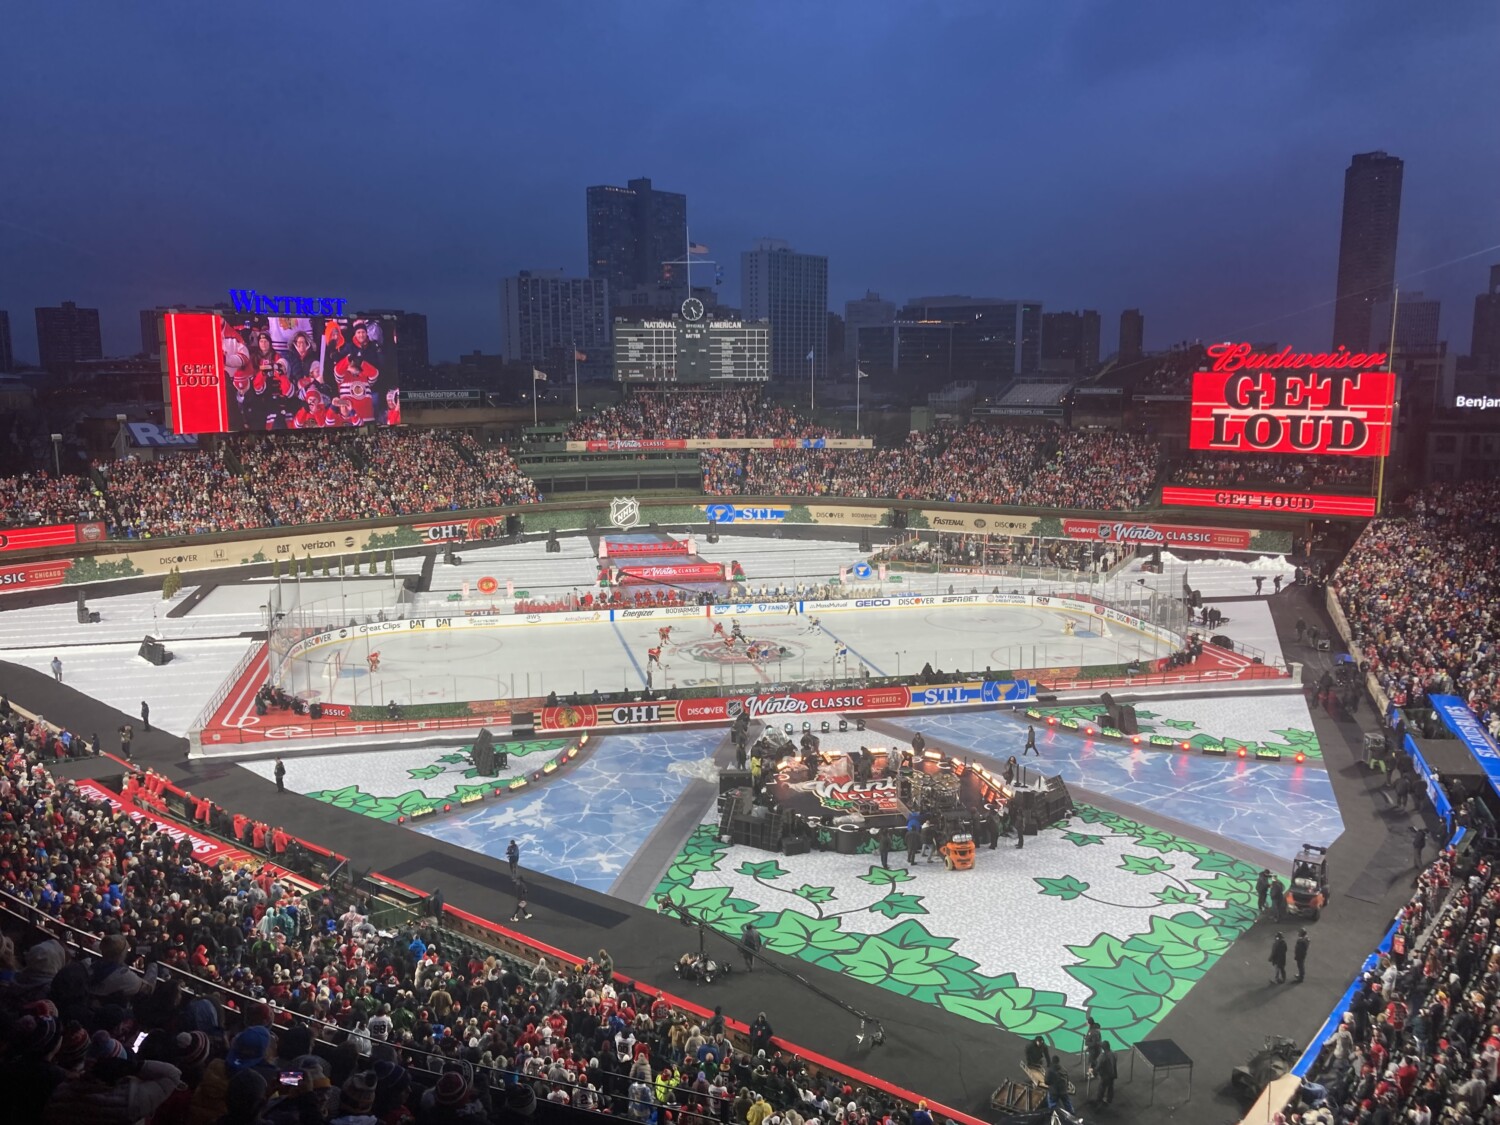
282;600;1164;707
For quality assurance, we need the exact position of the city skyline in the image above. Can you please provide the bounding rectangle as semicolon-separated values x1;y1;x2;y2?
1;2;1497;367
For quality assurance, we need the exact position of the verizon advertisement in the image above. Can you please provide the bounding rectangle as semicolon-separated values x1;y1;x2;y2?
1061;519;1254;551
1189;367;1395;457
1162;485;1378;518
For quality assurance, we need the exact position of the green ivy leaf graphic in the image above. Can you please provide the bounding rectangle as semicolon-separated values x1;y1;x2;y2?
1189;851;1260;881
736;859;789;881
1118;854;1173;876
1067;932;1133;968
939;986;1086;1040
661;886;764;933
1068;953;1176;1024
794;885;836;905
1130;828;1190;855
880;920;955;950
437;753;470;765
1152;886;1201;906
1187;873;1255;906
755;910;861;967
406;764;446;781
858;865;915;886
1203;901;1261;938
1136;912;1232;973
1061;831;1105;848
836;935;953;994
1160;718;1198;731
666;853;722;882
1132;709;1160;720
1036;875;1091;901
868;892;927;919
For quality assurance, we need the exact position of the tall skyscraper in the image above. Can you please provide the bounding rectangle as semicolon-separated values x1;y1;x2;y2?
139;309;161;357
35;301;103;372
586;178;688;301
1470;265;1500;377
367;310;431;374
1041;309;1101;373
741;239;829;381
0;310;12;372
1118;308;1144;365
898;296;1043;378
1332;151;1404;352
1370;291;1440;354
501;271;611;379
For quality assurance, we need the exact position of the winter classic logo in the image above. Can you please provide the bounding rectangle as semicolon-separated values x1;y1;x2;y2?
610;496;641;531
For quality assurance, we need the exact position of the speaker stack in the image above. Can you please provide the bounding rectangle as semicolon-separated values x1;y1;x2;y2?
138;636;173;665
511;711;535;735
546;529;560;553
505;514;523;537
472;729;502;776
1098;691;1139;735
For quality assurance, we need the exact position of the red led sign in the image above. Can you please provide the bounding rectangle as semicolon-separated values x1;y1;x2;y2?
163;312;230;435
0;523;81;555
1189;359;1395;458
1162;486;1378;518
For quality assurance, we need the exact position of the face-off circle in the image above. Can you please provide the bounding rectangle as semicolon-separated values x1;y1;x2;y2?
679;636;807;666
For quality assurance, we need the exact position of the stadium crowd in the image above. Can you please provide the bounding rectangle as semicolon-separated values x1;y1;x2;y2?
0;703;928;1125
1291;839;1500;1125
1334;481;1500;727
1171;452;1372;491
98;451;268;539
565;388;830;442
702;423;1160;511
0;470;107;530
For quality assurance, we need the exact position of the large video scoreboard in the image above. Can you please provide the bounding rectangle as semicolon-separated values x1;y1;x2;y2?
614;298;769;383
161;306;403;434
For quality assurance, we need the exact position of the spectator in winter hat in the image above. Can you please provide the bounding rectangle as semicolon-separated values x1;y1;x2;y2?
335;1069;378;1122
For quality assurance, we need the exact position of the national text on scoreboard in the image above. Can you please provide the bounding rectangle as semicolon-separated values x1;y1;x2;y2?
1188;342;1395;458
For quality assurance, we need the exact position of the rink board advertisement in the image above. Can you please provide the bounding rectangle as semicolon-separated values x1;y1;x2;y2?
1162;485;1378;518
616;562;724;584
537;681;1032;733
1427;693;1500;801
1059;519;1255;551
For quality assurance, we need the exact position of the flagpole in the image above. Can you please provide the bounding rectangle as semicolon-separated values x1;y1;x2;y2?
573;346;580;414
856;369;862;435
533;374;538;427
810;352;816;412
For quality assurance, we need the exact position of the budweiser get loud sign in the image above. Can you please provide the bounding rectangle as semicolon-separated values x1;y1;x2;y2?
1189;343;1395;458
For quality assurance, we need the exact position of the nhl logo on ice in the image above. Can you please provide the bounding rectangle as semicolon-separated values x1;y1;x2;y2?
609;496;641;531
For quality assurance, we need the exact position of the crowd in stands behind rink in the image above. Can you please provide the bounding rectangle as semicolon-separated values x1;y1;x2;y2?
1171;452;1373;491
98;451;267;539
1334;481;1500;730
702;423;1160;511
1287;836;1500;1125
564;387;832;442
0;701;929;1125
0;470;108;529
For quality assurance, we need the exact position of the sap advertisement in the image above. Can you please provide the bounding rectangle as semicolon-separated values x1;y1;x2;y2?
163;306;402;435
1188;344;1395;458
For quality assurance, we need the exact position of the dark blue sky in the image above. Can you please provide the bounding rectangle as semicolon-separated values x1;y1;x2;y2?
2;1;1496;365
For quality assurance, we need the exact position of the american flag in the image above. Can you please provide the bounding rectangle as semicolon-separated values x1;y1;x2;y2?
689;242;709;255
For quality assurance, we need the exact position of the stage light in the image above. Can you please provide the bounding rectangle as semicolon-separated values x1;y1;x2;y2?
1084;727;1095;736
923;750;942;762
820;721;831;733
1131;736;1141;745
444;803;452;811
802;721;812;732
1236;746;1247;758
397;816;405;823
839;719;849;732
784;724;794;735
1295;752;1305;763
1181;741;1191;750
493;788;501;796
1046;716;1057;725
